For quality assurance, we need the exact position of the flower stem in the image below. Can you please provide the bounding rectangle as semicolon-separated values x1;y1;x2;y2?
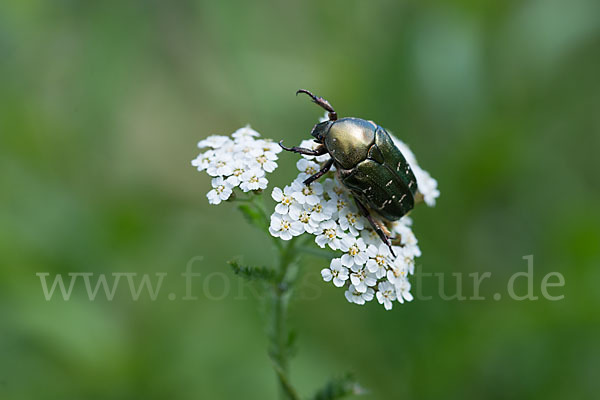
269;237;301;400
237;193;301;398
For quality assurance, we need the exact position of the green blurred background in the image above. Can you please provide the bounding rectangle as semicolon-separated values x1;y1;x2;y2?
1;0;599;399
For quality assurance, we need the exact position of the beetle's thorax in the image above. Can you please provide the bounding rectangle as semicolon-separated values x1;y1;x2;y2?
324;117;376;170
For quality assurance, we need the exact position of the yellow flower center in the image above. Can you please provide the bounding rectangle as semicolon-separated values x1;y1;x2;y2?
346;213;357;224
393;268;406;278
300;212;310;223
302;187;313;196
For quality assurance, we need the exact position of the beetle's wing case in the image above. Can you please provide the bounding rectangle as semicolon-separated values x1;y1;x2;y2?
374;126;418;197
339;126;418;221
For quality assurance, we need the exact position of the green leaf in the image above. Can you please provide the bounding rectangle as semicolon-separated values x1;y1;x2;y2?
299;245;337;259
228;260;276;283
312;374;366;400
237;203;268;232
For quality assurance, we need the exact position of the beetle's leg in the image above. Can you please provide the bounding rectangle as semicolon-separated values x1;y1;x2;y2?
296;89;338;121
354;198;396;257
279;141;328;156
303;158;334;186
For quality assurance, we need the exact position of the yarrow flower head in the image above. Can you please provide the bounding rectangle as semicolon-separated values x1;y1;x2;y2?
192;112;439;311
191;125;281;204
268;120;439;310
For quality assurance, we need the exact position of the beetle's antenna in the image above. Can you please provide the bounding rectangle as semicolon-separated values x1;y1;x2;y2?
296;89;338;121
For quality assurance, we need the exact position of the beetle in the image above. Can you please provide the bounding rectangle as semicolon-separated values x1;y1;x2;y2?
280;89;418;256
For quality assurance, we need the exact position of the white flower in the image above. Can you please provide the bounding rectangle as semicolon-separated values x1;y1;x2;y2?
307;200;335;225
258;139;282;155
349;267;377;293
296;158;320;180
206;177;233;205
323;178;346;198
268;213;304;240
403;253;415;275
360;228;381;246
290;180;323;206
246;141;279;168
386;259;409;287
206;154;234;177
395;278;414;303
391;247;416;275
191;150;215;171
251;151;278;172
224;159;247;187
197;135;232;149
298;139;331;163
232;125;260;140
321;258;349;287
340;237;369;268
289;204;318;234
391;223;421;258
332;196;352;220
271;186;296;215
323;180;352;219
366;243;392;279
344;285;374;305
239;169;268;192
233;141;259;159
376;282;397;310
315;220;344;250
399;215;413;227
338;210;365;236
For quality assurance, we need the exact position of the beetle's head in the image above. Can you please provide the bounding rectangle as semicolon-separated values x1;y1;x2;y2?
310;121;332;142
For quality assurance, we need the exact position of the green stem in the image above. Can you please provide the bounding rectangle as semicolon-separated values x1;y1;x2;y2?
235;192;301;398
270;237;301;400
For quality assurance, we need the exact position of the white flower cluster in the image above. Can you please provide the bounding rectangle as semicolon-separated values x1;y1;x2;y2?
269;137;439;310
390;136;440;207
191;126;281;204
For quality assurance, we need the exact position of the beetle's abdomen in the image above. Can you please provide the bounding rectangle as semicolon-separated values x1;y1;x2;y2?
342;159;414;221
325;118;375;169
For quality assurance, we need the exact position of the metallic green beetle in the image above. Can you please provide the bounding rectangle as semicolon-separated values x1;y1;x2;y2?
280;89;418;256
